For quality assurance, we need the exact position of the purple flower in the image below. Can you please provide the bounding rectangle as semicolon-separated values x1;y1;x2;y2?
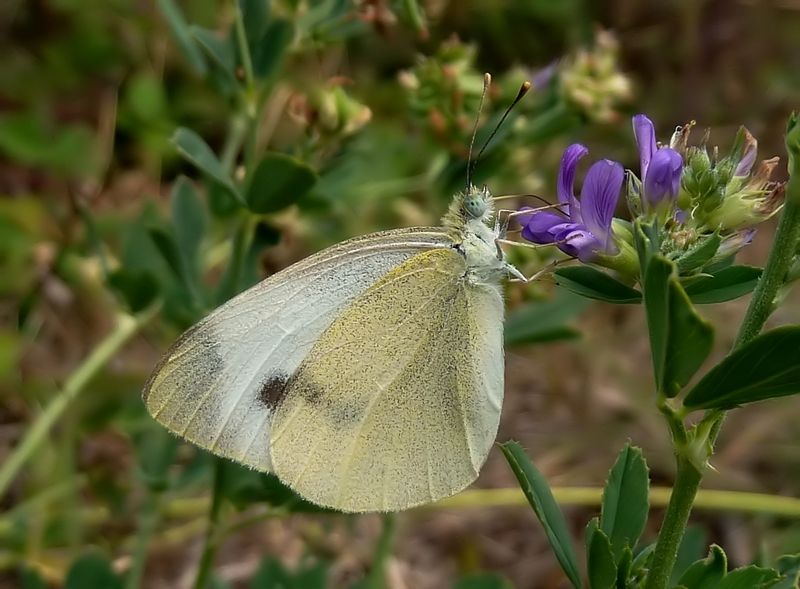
633;114;683;206
519;144;624;262
734;130;758;177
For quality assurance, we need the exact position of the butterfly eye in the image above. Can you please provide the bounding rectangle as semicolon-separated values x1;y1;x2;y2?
464;196;487;219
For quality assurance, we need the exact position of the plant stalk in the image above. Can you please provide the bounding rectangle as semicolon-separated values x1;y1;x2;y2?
192;459;226;589
368;513;396;589
734;112;800;348
644;457;704;589
126;491;163;589
0;303;160;499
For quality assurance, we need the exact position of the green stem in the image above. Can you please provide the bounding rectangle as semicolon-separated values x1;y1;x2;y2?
220;115;248;175
232;0;259;173
706;115;800;443
734;113;800;348
232;0;255;92
193;459;226;589
126;491;163;589
367;513;396;589
644;457;704;589
646;114;800;588
0;303;160;499
733;195;800;346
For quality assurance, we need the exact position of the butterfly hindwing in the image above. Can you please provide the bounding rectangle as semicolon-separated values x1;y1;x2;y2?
269;247;505;512
142;228;451;471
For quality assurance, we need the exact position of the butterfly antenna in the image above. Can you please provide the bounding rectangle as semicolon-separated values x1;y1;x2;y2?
472;80;531;173
466;73;492;192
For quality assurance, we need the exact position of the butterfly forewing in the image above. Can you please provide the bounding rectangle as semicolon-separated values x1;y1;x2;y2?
269;248;505;512
142;228;451;471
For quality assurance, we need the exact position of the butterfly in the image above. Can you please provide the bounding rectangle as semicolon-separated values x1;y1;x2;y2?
143;76;531;513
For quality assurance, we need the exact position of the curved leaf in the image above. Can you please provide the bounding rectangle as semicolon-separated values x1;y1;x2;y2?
553;266;642;304
600;443;649;560
683;266;762;304
246;153;318;214
683;326;800;409
505;290;588;346
585;523;617;589
500;441;582;588
643;256;714;397
172;127;243;204
678;544;727;589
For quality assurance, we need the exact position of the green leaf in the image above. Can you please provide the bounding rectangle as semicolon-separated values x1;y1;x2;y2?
643;255;672;391
239;0;270;48
683;266;762;304
585;521;617;589
600;443;649;561
220;461;330;513
505;290;589;346
585;517;600;568
631;543;655;579
240;221;282;288
717;565;781;589
208;180;241;218
643;256;714;397
171;176;207;284
157;0;208;75
678;544;727;589
291;560;328;589
670;527;708;586
191;26;237;82
245;153;318;214
683;326;800;409
616;547;633;589
252;19;295;79
250;556;328;589
500;441;582;588
454;573;514;589
133;424;179;492
20;568;48;589
250;557;292;589
774;554;800;589
64;553;123;589
675;233;722;273
172;128;243;204
147;226;188;285
633;219;658;272
0;111;99;176
107;268;159;312
553;266;642;304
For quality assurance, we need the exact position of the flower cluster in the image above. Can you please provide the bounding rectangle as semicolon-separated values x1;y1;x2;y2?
519;114;785;278
558;30;633;124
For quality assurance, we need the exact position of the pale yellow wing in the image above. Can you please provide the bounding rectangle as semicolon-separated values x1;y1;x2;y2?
270;248;505;512
143;228;450;472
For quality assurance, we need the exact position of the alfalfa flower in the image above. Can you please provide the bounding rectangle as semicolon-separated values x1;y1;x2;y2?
632;114;684;208
519;143;624;262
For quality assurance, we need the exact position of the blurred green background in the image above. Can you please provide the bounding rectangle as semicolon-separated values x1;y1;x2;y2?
2;0;800;588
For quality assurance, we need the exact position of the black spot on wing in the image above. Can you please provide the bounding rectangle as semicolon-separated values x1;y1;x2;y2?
298;379;323;405
257;372;289;410
328;399;363;428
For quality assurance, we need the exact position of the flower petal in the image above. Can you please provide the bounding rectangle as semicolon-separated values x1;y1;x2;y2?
643;147;683;205
555;226;601;261
520;211;568;243
633;114;657;181
579;159;624;253
735;137;758;177
557;143;589;217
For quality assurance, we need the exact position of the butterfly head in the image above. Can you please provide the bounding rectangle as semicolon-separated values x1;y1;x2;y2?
462;185;492;220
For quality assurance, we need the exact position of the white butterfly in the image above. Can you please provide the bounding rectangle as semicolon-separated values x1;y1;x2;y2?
144;75;533;512
143;185;526;512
